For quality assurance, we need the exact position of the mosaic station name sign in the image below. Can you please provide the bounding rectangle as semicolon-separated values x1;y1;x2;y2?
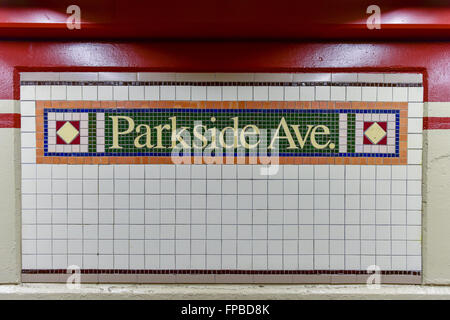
36;101;406;164
108;114;335;151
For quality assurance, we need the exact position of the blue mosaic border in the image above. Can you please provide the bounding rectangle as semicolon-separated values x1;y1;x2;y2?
43;108;400;158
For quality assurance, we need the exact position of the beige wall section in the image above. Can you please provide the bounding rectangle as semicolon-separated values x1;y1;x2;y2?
426;102;450;117
0;100;21;284
423;102;450;284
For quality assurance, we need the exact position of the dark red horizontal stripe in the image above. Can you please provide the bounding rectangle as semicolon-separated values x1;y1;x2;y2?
2;114;448;130
22;269;420;276
0;113;20;128
424;117;450;130
3;115;448;130
0;1;449;41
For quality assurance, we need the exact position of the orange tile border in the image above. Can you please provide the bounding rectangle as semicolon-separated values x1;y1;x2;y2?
35;100;408;165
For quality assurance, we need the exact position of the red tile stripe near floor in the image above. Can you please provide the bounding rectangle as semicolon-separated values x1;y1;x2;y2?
0;113;20;128
22;269;421;275
423;117;450;130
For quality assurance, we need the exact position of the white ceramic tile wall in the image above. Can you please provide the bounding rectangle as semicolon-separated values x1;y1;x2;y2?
24;86;425;104
20;72;423;273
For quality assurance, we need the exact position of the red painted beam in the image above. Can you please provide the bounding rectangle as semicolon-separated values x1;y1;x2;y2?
0;0;448;40
3;41;449;101
1;23;450;41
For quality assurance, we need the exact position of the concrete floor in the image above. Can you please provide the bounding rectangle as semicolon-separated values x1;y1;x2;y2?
1;284;450;299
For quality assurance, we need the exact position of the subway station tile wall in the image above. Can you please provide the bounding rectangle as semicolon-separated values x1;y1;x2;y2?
20;72;423;283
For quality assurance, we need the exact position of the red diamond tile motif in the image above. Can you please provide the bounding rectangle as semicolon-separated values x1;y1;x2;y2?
56;121;80;145
363;121;387;145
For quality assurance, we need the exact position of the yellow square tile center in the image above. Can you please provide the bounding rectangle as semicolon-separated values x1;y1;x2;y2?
364;122;386;145
56;122;79;144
